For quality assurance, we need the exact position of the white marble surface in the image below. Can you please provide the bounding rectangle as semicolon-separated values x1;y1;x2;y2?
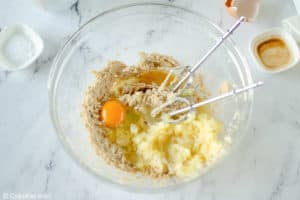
0;0;300;199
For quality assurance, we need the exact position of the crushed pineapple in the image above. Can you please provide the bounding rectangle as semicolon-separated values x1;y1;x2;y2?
132;112;224;177
108;110;225;177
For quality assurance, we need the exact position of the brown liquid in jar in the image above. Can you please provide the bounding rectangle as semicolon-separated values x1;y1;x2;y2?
257;38;292;70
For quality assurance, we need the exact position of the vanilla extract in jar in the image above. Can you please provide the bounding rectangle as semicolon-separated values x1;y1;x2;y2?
250;25;300;73
256;37;293;70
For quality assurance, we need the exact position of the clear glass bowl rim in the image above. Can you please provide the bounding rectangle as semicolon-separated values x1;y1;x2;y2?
48;2;254;193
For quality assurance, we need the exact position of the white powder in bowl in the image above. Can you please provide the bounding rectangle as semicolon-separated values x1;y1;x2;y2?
3;32;35;67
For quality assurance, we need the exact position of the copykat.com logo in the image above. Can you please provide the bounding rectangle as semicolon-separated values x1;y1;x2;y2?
2;193;51;200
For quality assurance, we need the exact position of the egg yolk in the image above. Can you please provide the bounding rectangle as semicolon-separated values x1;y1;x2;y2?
101;100;126;127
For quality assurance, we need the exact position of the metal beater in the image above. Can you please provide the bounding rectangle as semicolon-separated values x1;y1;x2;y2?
151;16;264;123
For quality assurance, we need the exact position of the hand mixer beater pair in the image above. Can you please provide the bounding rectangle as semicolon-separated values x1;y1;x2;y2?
151;16;264;123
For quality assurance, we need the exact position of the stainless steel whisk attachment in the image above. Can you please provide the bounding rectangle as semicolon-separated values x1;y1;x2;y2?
172;16;246;92
152;81;264;123
151;16;264;123
168;81;264;117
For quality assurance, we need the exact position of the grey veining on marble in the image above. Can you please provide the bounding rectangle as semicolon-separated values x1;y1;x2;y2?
0;0;300;199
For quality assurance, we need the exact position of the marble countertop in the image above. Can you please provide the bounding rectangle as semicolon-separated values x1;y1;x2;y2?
1;0;300;199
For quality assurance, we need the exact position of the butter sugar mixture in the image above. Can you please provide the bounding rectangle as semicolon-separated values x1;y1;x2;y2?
81;53;225;178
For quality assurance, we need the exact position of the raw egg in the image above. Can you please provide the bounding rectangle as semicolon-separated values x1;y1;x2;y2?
101;100;126;127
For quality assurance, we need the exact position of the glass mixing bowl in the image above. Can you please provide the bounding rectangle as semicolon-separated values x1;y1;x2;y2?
48;3;253;192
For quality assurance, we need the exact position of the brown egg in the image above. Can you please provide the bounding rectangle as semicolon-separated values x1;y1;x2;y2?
225;0;238;18
225;0;260;21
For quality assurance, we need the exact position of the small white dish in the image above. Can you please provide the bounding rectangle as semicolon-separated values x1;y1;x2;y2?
250;16;300;74
0;24;44;71
283;16;300;42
